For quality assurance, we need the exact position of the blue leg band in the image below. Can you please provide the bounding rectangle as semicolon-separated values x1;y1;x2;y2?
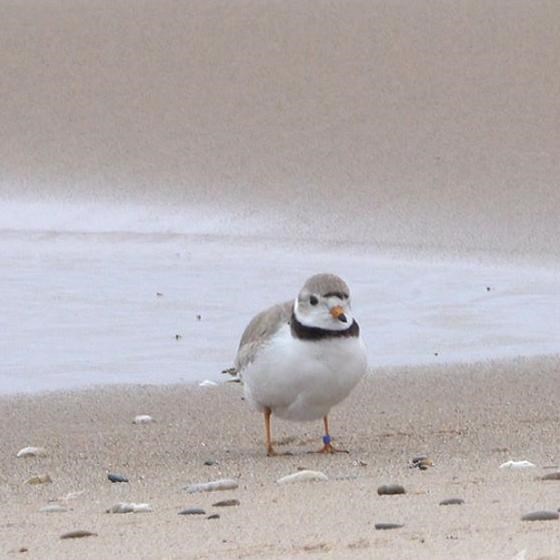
322;434;332;445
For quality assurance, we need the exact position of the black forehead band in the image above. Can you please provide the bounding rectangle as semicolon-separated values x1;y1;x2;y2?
322;291;349;300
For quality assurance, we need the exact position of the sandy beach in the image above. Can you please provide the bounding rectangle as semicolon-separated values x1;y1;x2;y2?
2;356;560;559
2;1;560;558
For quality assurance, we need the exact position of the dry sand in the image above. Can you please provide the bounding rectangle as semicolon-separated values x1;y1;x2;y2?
2;355;560;559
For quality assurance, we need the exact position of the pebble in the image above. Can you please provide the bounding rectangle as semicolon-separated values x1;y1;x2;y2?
521;511;559;522
16;447;47;458
185;478;239;493
212;499;240;507
106;502;153;514
60;530;97;539
540;472;560;481
24;474;52;485
207;514;220;520
277;470;328;484
375;523;404;530
178;508;206;515
133;415;154;424
439;498;465;506
377;484;406;496
40;504;67;513
410;455;433;470
108;473;129;483
499;460;536;469
204;459;218;466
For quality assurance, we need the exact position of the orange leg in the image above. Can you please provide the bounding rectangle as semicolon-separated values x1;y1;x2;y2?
314;416;349;454
264;407;276;456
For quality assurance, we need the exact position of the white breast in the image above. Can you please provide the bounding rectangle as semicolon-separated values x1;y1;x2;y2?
241;324;367;421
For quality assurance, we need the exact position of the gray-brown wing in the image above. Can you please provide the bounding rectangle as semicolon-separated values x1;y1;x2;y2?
234;301;293;372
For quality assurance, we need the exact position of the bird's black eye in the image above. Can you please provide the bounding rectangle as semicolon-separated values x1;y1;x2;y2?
309;295;319;306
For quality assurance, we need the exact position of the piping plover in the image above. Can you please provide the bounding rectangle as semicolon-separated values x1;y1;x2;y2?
227;273;367;456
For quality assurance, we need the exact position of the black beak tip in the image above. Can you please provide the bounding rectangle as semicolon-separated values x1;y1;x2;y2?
338;313;348;323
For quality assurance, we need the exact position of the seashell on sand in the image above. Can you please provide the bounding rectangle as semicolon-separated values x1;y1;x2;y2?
133;415;154;424
17;446;47;458
184;478;239;493
198;380;218;387
499;460;536;469
277;470;328;484
107;502;153;514
24;474;52;485
40;504;67;513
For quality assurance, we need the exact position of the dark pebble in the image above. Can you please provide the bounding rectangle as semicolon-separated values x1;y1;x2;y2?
107;473;129;483
375;523;404;530
212;499;240;507
377;484;406;496
204;459;217;466
439;498;465;506
521;511;559;522
541;472;560;481
207;514;220;520
178;508;206;516
60;530;97;539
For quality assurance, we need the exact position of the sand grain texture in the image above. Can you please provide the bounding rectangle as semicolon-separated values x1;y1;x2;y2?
2;357;560;559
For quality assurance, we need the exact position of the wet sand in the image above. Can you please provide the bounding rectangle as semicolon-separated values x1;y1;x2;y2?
2;356;560;559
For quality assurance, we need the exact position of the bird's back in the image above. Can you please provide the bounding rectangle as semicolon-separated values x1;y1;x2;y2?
234;301;293;372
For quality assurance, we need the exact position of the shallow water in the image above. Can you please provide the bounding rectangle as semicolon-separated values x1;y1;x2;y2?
1;231;558;395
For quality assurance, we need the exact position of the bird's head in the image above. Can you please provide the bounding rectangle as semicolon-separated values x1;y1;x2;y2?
294;273;354;331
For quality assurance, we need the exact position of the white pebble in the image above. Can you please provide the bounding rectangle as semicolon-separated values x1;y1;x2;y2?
499;460;536;469
133;415;154;424
24;474;52;485
40;504;67;513
198;380;218;387
277;470;329;484
107;502;153;514
185;478;239;493
16;446;47;458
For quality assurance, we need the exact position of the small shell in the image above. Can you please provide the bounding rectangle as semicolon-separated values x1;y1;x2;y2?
106;502;153;514
24;474;52;485
17;446;47;458
185;478;239;493
133;415;154;424
198;380;218;387
499;460;536;469
40;504;67;513
277;470;328;484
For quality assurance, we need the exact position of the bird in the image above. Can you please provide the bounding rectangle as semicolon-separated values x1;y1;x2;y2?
225;273;367;456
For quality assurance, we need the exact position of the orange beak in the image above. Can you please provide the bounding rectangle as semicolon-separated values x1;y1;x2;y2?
330;305;348;323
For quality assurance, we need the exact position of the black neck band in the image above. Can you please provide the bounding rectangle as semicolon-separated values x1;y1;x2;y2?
290;312;360;340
